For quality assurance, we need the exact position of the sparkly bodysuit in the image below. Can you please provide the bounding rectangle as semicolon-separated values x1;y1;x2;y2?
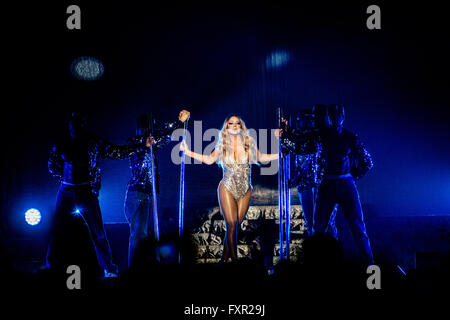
219;158;252;201
217;135;257;201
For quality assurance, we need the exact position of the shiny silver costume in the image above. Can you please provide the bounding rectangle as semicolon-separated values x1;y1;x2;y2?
217;134;257;201
220;161;252;201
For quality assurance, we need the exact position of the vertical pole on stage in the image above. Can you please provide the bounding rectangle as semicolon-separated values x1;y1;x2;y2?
277;108;284;260
284;113;292;260
278;110;292;261
178;119;188;263
284;152;291;260
149;113;160;241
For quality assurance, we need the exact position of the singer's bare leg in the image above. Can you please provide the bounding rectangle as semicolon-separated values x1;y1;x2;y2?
218;185;251;263
218;184;239;262
237;188;251;225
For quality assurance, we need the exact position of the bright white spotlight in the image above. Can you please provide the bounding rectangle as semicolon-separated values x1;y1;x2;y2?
25;208;41;226
70;56;104;80
73;208;81;215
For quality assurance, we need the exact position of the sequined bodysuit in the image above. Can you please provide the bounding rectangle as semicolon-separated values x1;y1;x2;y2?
219;158;252;201
217;133;257;201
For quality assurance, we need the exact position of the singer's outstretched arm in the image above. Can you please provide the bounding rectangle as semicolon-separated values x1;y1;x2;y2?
180;141;218;165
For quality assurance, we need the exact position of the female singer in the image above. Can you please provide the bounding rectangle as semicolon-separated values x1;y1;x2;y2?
180;115;279;262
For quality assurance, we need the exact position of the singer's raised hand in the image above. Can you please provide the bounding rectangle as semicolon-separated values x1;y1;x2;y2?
146;136;155;147
179;110;190;123
274;129;282;138
180;140;188;152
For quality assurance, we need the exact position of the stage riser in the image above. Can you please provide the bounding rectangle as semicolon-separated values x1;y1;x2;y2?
192;205;307;263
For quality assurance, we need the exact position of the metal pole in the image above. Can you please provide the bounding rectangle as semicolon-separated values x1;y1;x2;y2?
149;113;160;241
178;120;188;263
277;108;284;260
150;145;159;241
284;153;291;259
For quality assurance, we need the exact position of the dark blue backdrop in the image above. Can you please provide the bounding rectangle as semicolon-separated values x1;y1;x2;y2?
3;1;450;232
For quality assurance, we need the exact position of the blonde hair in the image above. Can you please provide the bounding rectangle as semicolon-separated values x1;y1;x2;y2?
216;115;256;165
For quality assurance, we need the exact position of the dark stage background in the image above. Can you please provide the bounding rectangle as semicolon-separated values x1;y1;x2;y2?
2;1;449;239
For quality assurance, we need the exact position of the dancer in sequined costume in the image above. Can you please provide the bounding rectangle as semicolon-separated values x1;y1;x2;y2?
289;105;337;238
124;110;190;267
48;112;153;277
181;115;279;262
281;105;374;265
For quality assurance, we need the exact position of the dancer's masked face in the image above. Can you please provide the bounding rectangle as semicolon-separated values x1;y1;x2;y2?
328;105;345;129
312;104;330;129
226;116;242;135
69;112;87;138
136;114;150;136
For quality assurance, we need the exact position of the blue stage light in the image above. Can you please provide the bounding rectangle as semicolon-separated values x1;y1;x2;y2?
25;208;41;226
265;50;290;69
70;56;104;80
73;208;81;215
